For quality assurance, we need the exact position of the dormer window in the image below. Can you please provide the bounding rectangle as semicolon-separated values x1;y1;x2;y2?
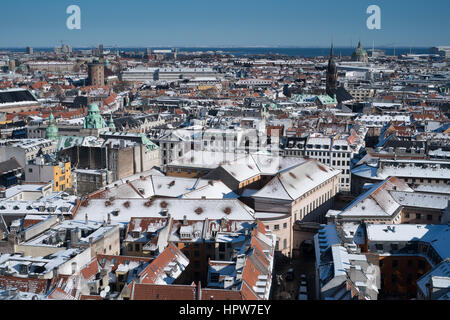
132;231;141;239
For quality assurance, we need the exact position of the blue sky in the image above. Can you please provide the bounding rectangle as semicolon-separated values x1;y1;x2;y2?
0;0;449;48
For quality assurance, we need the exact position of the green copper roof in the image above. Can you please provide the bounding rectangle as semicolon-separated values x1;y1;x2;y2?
88;103;100;112
45;112;59;141
109;114;116;129
84;103;107;129
140;134;159;151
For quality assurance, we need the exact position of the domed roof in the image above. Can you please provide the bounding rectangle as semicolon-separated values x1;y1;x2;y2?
88;103;100;112
352;41;368;62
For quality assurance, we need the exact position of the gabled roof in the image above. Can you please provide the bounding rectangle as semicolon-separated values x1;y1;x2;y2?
339;177;413;218
97;255;152;274
253;160;340;201
139;244;189;285
80;259;100;282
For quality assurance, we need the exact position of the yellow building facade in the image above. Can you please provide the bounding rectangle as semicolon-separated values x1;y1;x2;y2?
53;162;71;192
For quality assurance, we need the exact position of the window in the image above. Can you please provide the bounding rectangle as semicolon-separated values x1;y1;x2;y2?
210;273;220;283
416;214;421;220
283;239;287;250
407;274;413;285
194;261;201;269
135;244;140;252
392;260;398;268
418;260;426;269
375;244;383;251
427;215;432;221
194;250;200;257
283;223;288;229
274;225;280;231
390;244;398;251
392;274;398;284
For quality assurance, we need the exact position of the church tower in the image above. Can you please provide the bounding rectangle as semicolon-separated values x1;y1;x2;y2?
326;44;338;97
45;112;59;142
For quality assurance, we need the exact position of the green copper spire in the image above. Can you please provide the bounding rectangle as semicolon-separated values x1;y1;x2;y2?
46;112;59;141
109;113;116;130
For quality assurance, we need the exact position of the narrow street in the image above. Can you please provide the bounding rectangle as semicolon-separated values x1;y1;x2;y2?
272;249;316;300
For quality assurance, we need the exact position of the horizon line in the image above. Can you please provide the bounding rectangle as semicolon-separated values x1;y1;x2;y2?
0;45;438;50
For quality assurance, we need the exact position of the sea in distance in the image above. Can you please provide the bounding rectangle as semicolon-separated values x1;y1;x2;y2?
1;47;431;57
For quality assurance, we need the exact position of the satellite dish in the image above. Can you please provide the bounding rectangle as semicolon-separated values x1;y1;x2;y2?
104;286;110;293
100;291;106;298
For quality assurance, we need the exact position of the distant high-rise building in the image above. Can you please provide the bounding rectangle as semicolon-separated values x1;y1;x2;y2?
8;59;16;72
430;46;450;58
62;45;72;54
88;59;105;86
26;47;33;55
326;44;338;97
99;44;104;57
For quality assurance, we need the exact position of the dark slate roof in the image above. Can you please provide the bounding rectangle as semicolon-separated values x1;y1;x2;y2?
327;86;354;103
114;117;142;129
0;90;37;104
0;121;27;130
0;158;22;175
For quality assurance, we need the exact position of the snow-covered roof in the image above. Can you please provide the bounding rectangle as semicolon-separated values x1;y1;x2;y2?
390;191;450;210
253;160;340;201
417;259;450;297
338;177;412;218
366;224;450;260
74;199;255;224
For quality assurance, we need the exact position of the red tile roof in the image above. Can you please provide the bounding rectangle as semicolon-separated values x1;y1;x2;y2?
47;287;77;300
139;243;188;284
200;288;243;300
97;254;152;273
0;276;48;294
130;283;196;300
80;295;104;300
80;259;100;281
127;217;168;234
